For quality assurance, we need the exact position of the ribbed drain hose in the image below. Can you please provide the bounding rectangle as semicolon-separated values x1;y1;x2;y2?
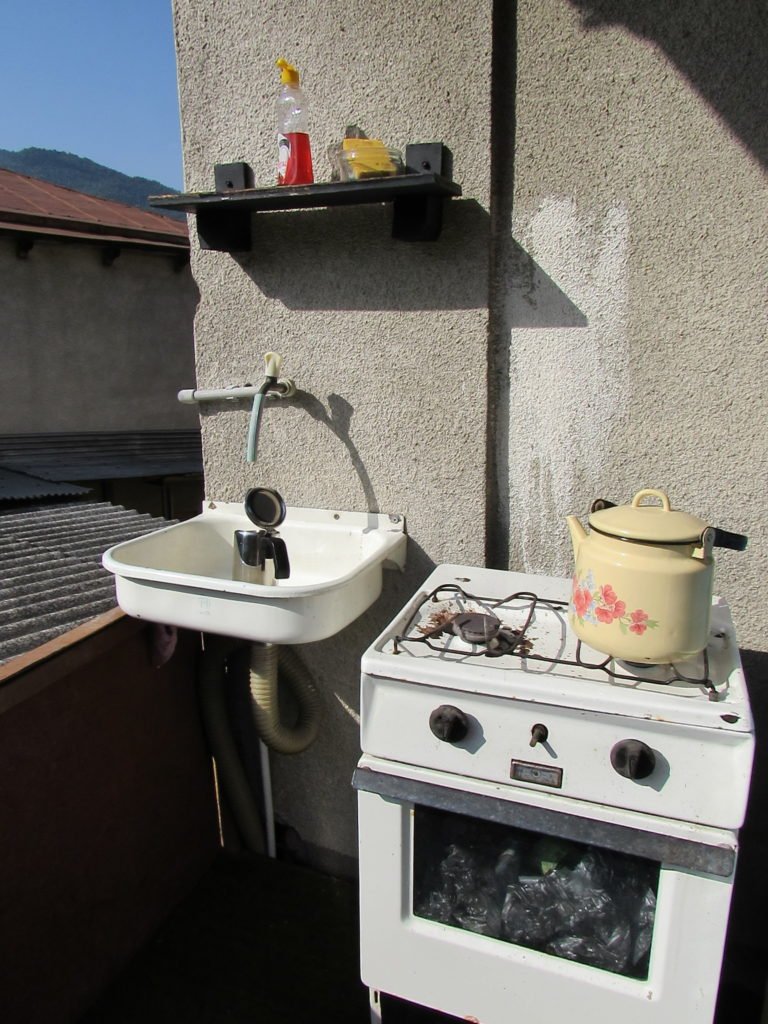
198;636;266;856
249;642;322;754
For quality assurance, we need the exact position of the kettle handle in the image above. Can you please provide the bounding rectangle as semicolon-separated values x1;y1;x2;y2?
631;489;671;511
590;498;616;513
711;527;748;552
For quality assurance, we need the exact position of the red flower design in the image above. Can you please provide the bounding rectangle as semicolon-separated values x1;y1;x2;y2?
572;578;657;637
629;609;649;635
572;585;592;618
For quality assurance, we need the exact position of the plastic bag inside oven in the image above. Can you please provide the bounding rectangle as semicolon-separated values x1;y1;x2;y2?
412;808;658;978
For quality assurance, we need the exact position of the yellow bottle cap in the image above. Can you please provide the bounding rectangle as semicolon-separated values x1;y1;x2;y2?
276;58;300;86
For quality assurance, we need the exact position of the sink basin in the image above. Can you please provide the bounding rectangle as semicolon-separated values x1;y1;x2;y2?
103;503;406;644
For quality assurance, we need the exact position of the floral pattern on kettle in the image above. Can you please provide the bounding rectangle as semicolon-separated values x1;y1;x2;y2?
571;573;659;635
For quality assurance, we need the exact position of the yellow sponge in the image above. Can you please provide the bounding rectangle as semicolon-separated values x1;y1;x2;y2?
341;138;396;179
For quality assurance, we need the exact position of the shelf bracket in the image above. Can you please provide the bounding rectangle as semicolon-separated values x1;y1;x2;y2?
159;145;459;252
392;144;452;242
197;207;252;252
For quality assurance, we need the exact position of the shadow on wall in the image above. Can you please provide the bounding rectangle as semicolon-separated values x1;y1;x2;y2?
300;392;379;512
231;199;587;326
566;0;768;169
505;239;588;328
202;392;380;511
233;199;490;311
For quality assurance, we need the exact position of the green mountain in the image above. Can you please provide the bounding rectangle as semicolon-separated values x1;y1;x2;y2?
0;147;181;217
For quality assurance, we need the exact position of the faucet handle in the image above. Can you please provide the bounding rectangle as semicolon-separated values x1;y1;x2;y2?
264;351;283;378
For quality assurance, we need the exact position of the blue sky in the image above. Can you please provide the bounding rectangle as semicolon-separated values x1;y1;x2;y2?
0;0;183;189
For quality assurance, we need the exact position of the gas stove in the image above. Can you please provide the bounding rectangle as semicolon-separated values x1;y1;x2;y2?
355;565;754;1024
360;564;753;829
367;564;749;719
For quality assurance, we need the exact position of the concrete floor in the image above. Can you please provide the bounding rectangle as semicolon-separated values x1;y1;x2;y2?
78;853;448;1024
78;850;764;1024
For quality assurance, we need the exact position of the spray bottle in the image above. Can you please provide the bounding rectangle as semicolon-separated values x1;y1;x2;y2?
275;58;314;186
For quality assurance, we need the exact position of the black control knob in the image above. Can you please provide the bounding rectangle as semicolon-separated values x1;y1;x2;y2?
610;740;656;780
429;705;469;744
529;723;549;747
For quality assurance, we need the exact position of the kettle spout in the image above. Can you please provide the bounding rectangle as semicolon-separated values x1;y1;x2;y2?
566;515;587;558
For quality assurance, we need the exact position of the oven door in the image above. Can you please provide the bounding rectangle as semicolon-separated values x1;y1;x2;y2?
354;755;737;1024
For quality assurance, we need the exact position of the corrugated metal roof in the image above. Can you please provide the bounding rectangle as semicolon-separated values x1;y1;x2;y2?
0;431;203;481
0;467;91;503
0;501;173;664
0;167;189;249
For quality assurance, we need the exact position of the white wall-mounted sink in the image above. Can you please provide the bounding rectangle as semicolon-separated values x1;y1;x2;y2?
103;503;407;644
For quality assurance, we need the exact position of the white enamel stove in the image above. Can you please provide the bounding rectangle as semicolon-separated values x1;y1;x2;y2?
354;564;754;1024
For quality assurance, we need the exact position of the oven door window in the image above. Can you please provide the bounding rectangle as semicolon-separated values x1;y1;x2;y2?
413;805;659;979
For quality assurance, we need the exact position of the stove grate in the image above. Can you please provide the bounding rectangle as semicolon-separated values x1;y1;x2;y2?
393;584;718;699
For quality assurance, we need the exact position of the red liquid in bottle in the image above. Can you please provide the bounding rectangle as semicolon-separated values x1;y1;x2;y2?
278;132;314;185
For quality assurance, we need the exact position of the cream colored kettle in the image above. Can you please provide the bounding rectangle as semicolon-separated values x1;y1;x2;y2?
566;489;747;664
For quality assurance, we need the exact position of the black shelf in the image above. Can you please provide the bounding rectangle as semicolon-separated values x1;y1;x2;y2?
149;144;461;251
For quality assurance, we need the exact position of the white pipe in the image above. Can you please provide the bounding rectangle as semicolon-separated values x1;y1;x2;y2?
179;385;262;403
178;380;295;404
198;637;266;855
259;739;277;859
198;639;321;860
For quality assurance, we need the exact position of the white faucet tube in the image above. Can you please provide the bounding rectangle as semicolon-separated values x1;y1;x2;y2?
246;381;272;463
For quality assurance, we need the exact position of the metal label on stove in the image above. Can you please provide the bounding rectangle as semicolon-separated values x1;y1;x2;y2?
510;760;563;789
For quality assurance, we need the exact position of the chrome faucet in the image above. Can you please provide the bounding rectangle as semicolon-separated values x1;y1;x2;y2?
235;528;290;580
233;487;291;583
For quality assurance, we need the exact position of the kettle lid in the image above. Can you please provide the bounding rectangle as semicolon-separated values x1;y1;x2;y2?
588;489;706;544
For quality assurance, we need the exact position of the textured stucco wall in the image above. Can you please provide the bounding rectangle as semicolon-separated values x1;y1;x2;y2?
172;0;491;871
496;0;768;650
173;0;767;871
1;237;198;433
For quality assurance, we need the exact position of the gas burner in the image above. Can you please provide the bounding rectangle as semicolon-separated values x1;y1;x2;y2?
418;608;530;656
577;642;717;699
416;608;493;642
396;583;720;698
452;611;500;644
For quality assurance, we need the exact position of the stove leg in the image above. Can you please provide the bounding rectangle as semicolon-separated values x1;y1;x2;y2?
369;988;382;1024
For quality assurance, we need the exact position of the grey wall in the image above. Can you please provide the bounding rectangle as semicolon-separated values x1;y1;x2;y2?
495;0;767;650
173;0;492;872
172;0;767;871
1;237;199;433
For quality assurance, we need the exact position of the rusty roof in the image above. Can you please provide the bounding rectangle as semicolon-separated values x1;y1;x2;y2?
0;167;189;250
